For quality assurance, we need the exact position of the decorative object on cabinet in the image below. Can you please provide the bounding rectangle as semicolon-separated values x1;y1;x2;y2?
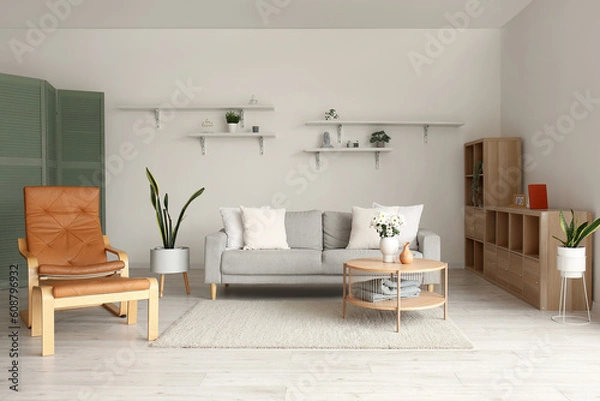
528;184;548;209
225;111;241;133
248;94;258;105
146;168;205;297
321;132;334;148
252;126;259;133
324;108;339;120
306;120;464;144
511;194;527;208
370;130;391;148
201;118;214;133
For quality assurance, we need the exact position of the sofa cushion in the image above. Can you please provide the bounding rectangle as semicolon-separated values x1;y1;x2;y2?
321;249;424;275
373;203;424;250
323;211;352;249
285;210;323;250
221;249;322;275
240;207;290;250
346;206;398;249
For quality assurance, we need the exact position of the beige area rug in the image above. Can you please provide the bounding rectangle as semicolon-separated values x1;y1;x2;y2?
152;300;473;350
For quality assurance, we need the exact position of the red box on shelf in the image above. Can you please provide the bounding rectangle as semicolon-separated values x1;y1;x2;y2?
528;184;548;209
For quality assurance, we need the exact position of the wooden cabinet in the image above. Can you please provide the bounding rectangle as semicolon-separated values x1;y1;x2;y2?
471;207;593;311
464;137;592;311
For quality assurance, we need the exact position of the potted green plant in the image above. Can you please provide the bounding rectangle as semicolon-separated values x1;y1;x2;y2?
471;160;483;207
553;209;600;278
225;110;241;133
369;130;391;148
146;168;205;295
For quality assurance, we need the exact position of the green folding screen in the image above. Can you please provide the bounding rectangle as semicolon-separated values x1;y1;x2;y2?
0;72;105;289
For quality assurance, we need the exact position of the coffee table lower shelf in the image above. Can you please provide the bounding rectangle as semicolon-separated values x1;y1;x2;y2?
346;291;446;311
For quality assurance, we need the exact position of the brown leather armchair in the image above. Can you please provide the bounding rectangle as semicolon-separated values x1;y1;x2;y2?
19;186;159;355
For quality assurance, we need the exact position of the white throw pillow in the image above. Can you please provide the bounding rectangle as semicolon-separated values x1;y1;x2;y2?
220;206;269;249
346;206;399;249
240;206;290;250
373;202;424;249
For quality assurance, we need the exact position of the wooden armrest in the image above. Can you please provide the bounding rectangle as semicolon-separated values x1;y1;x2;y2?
103;235;128;260
18;238;39;270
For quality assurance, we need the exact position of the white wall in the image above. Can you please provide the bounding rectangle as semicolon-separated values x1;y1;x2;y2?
502;0;600;300
0;29;502;268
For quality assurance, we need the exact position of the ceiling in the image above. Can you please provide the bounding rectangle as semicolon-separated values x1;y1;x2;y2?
0;0;533;29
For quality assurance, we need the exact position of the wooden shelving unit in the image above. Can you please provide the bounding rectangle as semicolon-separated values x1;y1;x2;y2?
463;137;593;310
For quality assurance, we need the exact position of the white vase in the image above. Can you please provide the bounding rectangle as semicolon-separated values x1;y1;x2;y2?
150;246;190;274
379;237;399;263
557;246;586;278
227;123;238;133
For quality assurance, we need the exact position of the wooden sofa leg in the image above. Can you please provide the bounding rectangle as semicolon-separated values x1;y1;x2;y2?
210;283;217;300
147;278;159;341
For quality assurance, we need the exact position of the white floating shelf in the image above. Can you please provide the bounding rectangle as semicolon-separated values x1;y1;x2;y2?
118;104;275;129
188;133;276;156
119;105;275;111
303;148;393;170
305;120;464;143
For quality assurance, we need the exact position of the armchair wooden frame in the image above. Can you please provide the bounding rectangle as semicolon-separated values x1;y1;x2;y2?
18;236;130;328
31;278;158;356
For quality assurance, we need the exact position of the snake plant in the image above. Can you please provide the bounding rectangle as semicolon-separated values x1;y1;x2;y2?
146;168;205;249
553;209;600;248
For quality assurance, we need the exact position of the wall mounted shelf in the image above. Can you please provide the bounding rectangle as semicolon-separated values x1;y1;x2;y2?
188;133;276;155
303;148;393;170
118;104;275;129
305;120;464;143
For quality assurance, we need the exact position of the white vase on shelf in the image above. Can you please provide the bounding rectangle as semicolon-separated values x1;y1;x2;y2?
379;237;398;263
227;123;238;133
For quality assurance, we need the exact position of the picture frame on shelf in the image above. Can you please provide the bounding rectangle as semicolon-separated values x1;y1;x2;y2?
511;194;527;208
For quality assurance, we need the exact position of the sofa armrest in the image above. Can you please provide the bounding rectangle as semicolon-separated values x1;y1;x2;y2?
204;230;227;284
417;229;441;261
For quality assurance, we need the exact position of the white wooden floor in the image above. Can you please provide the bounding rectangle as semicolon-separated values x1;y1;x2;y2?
2;268;600;401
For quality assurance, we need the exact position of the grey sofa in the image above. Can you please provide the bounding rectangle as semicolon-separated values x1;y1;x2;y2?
204;210;441;300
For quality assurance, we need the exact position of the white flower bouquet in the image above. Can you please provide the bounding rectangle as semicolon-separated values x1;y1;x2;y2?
370;211;405;238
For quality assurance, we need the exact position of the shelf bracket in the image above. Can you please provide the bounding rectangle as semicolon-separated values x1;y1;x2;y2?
423;124;430;144
315;152;321;170
200;136;206;155
337;124;343;143
154;109;161;129
239;109;245;128
375;151;381;170
258;136;265;155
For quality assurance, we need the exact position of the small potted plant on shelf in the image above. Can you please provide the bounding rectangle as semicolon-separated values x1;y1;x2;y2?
471;160;483;207
146;168;205;295
553;209;600;278
225;111;241;133
369;130;391;148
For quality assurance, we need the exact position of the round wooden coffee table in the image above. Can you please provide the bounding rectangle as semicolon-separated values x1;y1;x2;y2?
343;258;448;332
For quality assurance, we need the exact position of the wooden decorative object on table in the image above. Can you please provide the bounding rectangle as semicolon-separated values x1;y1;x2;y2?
400;242;414;264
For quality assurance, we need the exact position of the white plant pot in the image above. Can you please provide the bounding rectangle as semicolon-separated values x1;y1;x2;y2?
150;246;190;274
379;237;399;263
557;246;586;278
227;123;238;133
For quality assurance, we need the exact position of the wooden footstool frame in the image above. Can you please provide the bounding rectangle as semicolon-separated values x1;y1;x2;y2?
31;278;159;356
